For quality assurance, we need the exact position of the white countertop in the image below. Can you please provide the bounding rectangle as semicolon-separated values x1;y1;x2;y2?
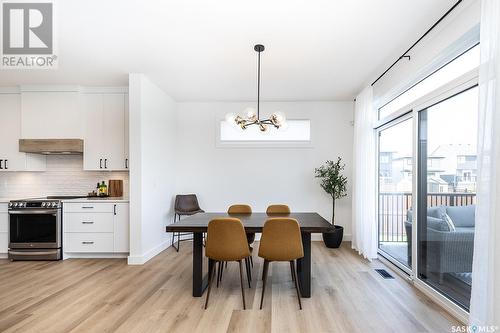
62;197;129;203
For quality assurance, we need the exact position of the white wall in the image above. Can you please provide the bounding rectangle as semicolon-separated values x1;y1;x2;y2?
175;101;354;238
128;74;177;264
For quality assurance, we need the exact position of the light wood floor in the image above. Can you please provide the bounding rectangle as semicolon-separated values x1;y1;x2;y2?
0;242;459;333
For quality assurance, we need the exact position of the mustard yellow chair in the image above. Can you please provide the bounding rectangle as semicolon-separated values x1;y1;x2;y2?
205;218;251;310
266;204;291;215
258;218;304;310
228;204;252;214
228;204;255;273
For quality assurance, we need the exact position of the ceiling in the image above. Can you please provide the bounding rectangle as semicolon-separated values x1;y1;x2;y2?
0;0;457;101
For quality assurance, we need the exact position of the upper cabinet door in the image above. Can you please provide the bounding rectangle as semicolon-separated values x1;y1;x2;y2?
83;94;104;170
21;91;82;139
82;93;127;171
124;94;129;170
103;94;125;171
0;94;46;171
0;94;26;170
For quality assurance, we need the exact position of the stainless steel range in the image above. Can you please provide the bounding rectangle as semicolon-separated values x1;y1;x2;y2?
8;196;86;260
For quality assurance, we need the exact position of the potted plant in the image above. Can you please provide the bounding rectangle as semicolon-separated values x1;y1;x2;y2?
314;157;348;248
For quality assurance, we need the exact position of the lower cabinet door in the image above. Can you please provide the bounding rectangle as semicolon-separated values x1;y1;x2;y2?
66;213;113;233
65;233;114;253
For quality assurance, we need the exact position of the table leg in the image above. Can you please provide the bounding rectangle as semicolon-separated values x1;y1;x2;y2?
296;232;311;297
193;232;208;297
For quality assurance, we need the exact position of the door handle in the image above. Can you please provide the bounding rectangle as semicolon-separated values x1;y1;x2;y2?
0;159;3;169
114;204;116;215
82;221;94;224
104;159;107;169
125;158;128;169
81;206;94;209
99;159;102;169
5;159;8;170
82;241;94;244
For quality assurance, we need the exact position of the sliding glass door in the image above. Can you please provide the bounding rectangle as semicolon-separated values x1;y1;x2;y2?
378;116;413;270
417;86;478;310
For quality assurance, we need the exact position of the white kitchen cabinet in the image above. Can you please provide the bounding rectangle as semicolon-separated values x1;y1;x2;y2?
65;233;114;253
124;94;129;170
113;203;129;252
21;91;82;139
83;93;128;171
0;94;45;172
63;201;129;255
0;203;8;254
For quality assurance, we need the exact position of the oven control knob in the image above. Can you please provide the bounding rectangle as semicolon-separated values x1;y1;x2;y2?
8;202;12;207
41;202;46;207
52;202;57;207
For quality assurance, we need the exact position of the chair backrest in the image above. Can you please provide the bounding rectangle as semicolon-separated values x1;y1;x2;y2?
266;204;291;214
175;194;202;213
205;218;251;261
228;204;252;214
258;218;304;261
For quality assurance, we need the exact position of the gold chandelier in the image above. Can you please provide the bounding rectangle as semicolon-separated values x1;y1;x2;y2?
225;44;287;132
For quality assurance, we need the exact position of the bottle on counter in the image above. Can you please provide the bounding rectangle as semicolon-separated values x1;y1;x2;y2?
99;181;108;196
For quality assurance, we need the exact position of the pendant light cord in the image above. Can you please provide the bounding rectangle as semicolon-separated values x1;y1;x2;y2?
257;49;261;119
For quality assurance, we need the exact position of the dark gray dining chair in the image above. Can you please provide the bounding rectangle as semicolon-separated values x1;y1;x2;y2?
172;194;204;252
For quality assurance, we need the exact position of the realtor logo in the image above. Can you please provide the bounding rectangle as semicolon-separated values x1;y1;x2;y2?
1;0;57;69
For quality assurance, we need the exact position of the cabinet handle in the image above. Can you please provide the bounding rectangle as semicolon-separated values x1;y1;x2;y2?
82;241;94;244
114;204;117;215
81;206;94;209
82;221;94;224
0;159;3;169
99;159;102;169
104;159;108;169
125;158;128;169
4;159;7;170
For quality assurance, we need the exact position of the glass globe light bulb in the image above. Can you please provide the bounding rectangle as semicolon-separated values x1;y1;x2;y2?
245;107;256;119
225;113;236;123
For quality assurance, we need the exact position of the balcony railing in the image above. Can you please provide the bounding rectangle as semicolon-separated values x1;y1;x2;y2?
378;192;476;242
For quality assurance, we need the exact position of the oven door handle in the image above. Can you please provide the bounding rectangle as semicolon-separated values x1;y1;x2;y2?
9;209;59;215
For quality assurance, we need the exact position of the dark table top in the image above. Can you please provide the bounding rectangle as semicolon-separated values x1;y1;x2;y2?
165;212;333;233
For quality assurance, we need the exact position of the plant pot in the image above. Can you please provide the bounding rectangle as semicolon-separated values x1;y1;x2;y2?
322;226;344;248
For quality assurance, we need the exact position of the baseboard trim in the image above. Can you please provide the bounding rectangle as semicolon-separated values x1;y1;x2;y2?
63;253;128;260
128;239;171;265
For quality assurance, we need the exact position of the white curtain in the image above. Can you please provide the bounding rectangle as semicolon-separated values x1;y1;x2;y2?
352;86;378;260
469;0;500;326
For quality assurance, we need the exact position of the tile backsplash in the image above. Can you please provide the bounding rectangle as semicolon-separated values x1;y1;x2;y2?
0;155;129;199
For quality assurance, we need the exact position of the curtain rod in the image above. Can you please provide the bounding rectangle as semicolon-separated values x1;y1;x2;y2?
371;0;463;87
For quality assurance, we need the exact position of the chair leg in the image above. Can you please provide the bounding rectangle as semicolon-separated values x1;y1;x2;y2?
176;231;181;252
219;261;224;285
290;260;302;310
248;257;252;282
260;260;270;310
250;255;253;268
204;259;217;309
290;262;295;282
216;261;221;288
244;257;251;288
238;260;246;310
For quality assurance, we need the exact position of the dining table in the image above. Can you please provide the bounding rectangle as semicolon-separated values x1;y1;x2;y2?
165;212;333;298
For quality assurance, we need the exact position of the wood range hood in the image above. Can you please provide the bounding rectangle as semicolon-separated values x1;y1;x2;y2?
19;139;84;155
